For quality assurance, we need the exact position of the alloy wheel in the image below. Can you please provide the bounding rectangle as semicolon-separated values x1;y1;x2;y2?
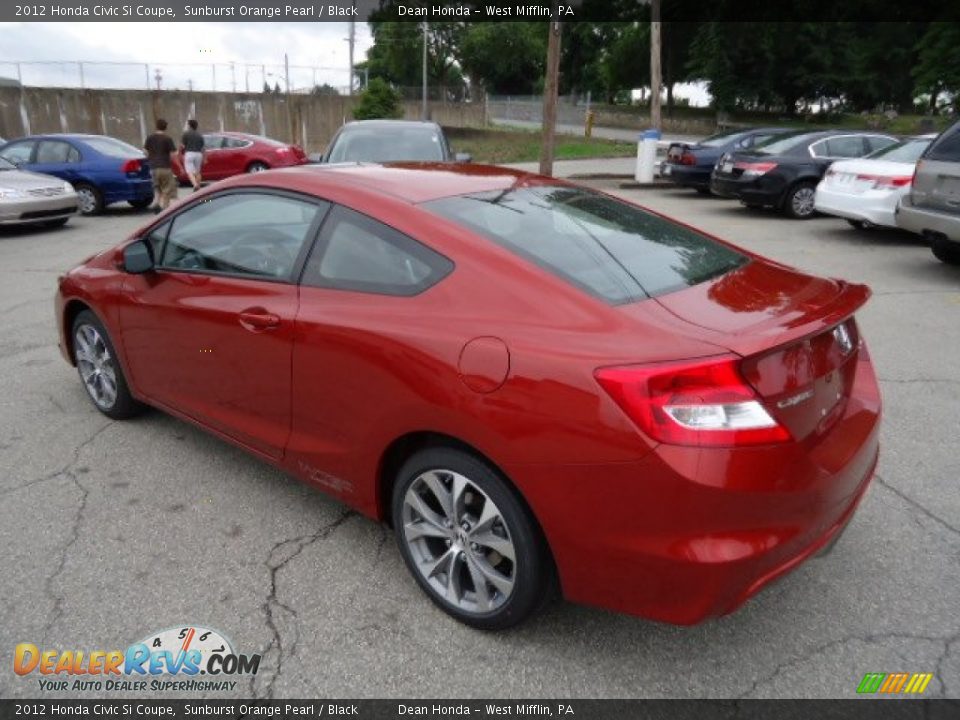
401;468;517;614
791;186;816;217
76;187;98;215
74;323;118;410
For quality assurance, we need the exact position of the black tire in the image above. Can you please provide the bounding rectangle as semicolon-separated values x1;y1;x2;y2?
391;447;553;630
846;219;873;230
43;217;70;228
73;183;103;215
247;161;269;173
782;181;817;219
71;310;145;420
931;235;960;265
695;187;712;196
128;197;153;210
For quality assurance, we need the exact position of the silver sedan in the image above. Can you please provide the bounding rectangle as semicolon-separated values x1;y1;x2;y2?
0;157;78;227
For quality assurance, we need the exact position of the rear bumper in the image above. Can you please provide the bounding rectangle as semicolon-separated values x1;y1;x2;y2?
814;185;901;228
896;196;960;241
508;351;881;625
102;179;154;205
710;173;786;206
662;164;711;189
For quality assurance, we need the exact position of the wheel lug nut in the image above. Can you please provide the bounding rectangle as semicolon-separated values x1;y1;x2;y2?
461;521;470;531
470;542;479;552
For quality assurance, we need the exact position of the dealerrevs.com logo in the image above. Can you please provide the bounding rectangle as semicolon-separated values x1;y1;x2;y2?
14;625;261;692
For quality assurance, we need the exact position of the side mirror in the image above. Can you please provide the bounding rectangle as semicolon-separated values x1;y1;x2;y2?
122;240;154;274
454;152;473;164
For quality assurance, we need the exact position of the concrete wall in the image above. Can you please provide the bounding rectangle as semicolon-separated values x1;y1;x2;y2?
0;87;487;153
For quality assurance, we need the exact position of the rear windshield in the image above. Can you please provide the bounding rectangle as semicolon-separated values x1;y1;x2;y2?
752;131;819;155
83;137;144;158
925;123;960;162
424;186;747;305
328;128;445;163
867;138;931;163
698;128;746;147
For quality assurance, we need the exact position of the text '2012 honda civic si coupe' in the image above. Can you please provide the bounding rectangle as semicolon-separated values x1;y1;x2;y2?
55;163;881;629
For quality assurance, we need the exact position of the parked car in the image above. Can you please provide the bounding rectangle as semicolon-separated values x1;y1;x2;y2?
55;163;880;629
320;120;471;164
710;130;898;218
0;156;78;227
895;120;960;265
814;135;935;229
0;134;153;215
172;132;307;184
662;127;791;193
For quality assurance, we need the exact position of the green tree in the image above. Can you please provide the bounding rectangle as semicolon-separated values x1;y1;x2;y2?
458;23;546;95
352;77;403;120
913;23;960;113
311;83;340;97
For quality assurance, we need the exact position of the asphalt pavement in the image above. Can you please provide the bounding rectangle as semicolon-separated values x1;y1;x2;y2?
1;184;958;700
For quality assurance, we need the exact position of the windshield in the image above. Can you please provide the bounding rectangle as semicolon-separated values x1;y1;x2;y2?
0;157;14;171
84;137;145;158
866;138;931;163
328;127;446;163
425;185;747;305
751;131;818;155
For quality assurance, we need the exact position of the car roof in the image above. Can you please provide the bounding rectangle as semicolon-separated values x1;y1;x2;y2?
236;162;554;204
340;120;442;131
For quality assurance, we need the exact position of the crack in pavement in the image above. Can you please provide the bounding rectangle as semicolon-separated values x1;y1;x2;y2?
879;377;960;387
40;421;114;640
252;509;356;700
737;631;959;699
874;474;960;539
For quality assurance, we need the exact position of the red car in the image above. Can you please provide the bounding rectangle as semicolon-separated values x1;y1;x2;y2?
55;164;881;629
171;131;307;182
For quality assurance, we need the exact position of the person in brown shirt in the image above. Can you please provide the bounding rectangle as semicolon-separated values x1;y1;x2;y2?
144;118;177;213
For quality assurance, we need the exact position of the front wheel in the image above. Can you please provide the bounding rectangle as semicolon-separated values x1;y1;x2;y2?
783;182;817;219
71;310;144;419
392;448;553;630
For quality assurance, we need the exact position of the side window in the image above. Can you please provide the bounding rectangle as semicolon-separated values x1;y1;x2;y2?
160;193;326;280
824;136;867;158
866;136;896;153
223;137;250;149
926;125;960;162
0;141;35;164
36;141;78;164
143;221;171;262
809;140;828;158
203;135;225;150
302;206;453;296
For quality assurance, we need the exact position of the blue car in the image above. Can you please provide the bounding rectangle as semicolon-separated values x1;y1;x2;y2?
0;134;153;215
661;127;792;194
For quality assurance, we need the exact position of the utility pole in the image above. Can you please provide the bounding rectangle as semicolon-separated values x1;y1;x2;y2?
212;64;216;92
143;63;150;90
154;68;162;90
650;0;662;131
230;62;236;92
421;21;429;121
187;79;194;92
245;65;249;92
78;62;84;89
538;9;562;176
284;53;290;94
348;14;356;95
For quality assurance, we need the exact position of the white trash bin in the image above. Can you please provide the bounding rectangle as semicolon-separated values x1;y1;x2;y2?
635;128;661;184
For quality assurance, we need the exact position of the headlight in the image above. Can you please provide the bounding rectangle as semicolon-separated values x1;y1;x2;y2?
0;188;27;199
62;181;75;193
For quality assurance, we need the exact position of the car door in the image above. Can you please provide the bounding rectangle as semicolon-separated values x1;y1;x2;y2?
200;134;226;179
286;205;454;501
30;140;82;183
220;137;254;176
913;123;960;214
118;190;329;459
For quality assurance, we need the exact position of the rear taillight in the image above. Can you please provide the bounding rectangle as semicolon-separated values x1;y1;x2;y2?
680;151;696;166
734;161;778;177
121;159;141;173
911;160;922;187
855;173;912;189
595;355;791;447
276;147;291;155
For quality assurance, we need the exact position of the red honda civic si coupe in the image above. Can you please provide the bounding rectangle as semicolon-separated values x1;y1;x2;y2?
55;163;881;629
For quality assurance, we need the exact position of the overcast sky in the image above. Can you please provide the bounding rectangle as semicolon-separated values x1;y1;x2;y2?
0;22;374;92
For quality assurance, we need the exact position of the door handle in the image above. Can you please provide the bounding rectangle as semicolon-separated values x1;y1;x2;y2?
238;308;280;331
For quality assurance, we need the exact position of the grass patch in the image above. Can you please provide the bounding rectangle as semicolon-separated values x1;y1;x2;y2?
445;126;635;164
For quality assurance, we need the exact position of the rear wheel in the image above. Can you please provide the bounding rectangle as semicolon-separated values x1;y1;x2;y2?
392;447;552;630
783;182;817;219
74;183;103;215
71;310;144;419
247;161;269;173
931;235;960;265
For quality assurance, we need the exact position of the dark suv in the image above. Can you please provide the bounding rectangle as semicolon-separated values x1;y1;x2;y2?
896;120;960;265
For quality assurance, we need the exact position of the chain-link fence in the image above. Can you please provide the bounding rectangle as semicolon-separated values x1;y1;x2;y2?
0;60;352;95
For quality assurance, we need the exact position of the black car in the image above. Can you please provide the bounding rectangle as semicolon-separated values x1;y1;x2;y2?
320;120;471;164
710;130;898;218
662;127;790;193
